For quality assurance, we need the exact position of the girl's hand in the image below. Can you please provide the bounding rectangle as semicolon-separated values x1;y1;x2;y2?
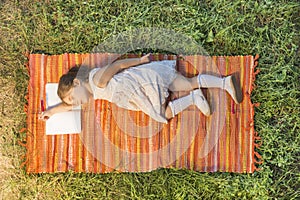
140;53;151;64
38;110;53;121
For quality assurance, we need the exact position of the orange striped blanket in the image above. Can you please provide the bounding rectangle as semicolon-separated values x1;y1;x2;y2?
23;53;261;173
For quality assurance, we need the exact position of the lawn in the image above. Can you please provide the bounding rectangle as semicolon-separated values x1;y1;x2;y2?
0;0;299;199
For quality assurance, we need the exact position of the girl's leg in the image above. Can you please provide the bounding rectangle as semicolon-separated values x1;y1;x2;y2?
165;89;211;119
167;74;211;118
168;74;199;92
169;73;242;104
165;105;173;120
197;74;243;104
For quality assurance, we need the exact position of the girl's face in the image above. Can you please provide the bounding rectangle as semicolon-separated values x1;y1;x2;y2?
62;80;91;106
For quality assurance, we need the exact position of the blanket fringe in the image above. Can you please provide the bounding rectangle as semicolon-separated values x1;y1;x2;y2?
251;54;263;172
19;52;30;172
250;54;260;94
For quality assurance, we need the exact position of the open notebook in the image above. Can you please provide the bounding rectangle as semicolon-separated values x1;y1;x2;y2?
45;83;81;135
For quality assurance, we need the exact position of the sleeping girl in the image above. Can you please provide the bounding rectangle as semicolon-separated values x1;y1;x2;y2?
39;54;242;123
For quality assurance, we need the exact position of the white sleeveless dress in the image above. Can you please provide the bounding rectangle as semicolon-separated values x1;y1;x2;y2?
89;60;178;123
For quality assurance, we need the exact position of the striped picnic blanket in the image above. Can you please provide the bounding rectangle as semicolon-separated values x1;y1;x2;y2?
22;53;261;173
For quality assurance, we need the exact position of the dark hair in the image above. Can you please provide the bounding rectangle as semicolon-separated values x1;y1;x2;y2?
57;65;91;101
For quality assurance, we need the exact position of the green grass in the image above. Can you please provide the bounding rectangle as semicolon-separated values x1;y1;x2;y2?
0;0;299;199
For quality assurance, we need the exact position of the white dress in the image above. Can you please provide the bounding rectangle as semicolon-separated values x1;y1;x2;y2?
89;60;178;123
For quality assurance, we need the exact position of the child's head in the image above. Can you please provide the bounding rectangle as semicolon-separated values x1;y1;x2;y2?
58;66;91;105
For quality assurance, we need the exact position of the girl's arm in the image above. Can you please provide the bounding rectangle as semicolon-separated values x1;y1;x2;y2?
39;103;73;121
93;54;150;88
